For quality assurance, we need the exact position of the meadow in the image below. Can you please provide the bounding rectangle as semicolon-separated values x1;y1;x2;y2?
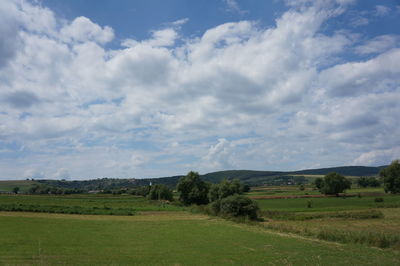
1;186;400;264
0;211;399;265
0;194;185;215
252;187;400;249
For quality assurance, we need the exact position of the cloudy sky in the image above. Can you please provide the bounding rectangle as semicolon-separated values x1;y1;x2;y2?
0;0;399;180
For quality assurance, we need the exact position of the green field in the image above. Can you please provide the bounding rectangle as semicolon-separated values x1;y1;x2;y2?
1;211;399;265
1;189;400;264
0;194;185;214
0;180;37;193
255;194;400;212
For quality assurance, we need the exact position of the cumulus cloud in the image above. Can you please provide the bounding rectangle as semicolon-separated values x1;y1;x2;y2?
353;147;400;166
223;0;248;15
60;16;114;44
0;0;399;179
54;168;70;180
203;139;236;169
355;35;400;55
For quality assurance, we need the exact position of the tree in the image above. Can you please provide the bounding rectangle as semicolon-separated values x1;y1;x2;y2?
314;177;323;190
358;177;381;188
147;184;173;201
380;160;400;194
241;184;250;193
176;171;209;205
13;187;20;194
208;179;242;202
320;172;351;196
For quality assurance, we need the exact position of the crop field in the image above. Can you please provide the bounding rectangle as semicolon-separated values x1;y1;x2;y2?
0;194;186;215
1;211;399;265
1;188;400;264
255;194;400;212
254;189;400;249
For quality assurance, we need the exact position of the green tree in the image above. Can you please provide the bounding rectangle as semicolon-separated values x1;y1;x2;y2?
320;172;351;196
177;171;209;205
147;184;173;201
380;160;400;194
314;177;323;190
241;184;250;193
13;186;20;194
208;179;242;202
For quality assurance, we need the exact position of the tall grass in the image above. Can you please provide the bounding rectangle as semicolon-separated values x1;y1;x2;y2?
0;203;136;215
263;218;400;249
263;209;383;221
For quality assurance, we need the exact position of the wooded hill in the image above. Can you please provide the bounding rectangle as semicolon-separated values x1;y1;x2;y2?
29;165;386;191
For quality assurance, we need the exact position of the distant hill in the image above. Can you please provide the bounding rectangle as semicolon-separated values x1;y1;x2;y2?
0;165;386;192
291;165;387;177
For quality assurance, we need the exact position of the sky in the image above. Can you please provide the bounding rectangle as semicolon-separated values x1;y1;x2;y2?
0;0;399;180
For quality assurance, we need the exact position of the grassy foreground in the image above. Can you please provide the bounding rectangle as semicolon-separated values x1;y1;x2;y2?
1;211;399;265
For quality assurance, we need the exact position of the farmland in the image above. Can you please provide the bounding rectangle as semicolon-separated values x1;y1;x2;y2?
1;183;400;264
1;211;399;265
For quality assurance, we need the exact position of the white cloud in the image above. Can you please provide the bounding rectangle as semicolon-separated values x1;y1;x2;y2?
375;5;390;16
355;35;399;55
0;0;399;178
223;0;248;15
60;16;114;44
353;147;400;166
202;139;236;169
54;168;70;180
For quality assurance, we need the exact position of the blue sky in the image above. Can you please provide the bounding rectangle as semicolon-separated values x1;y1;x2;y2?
0;0;399;180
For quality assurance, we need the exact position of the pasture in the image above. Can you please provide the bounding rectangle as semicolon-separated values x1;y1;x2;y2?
0;211;399;265
0;194;185;215
1;187;400;264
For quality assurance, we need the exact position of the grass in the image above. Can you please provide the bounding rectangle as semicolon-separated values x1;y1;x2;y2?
263;209;384;221
0;180;38;193
0;211;399;265
254;194;400;212
0;194;186;215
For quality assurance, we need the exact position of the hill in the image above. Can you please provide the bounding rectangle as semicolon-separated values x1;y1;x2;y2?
0;180;39;193
291;165;387;176
0;165;386;192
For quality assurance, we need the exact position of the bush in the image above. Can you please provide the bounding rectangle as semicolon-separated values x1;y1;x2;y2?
213;195;260;220
374;197;384;203
147;184;173;201
380;160;400;193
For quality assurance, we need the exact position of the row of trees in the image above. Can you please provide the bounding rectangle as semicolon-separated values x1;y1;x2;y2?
176;171;259;220
313;160;400;195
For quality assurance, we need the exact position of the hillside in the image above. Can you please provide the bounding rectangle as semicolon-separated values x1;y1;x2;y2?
0;165;386;192
291;165;387;176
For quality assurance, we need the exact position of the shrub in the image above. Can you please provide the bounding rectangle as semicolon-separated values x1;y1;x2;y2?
374;197;384;203
215;195;260;220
